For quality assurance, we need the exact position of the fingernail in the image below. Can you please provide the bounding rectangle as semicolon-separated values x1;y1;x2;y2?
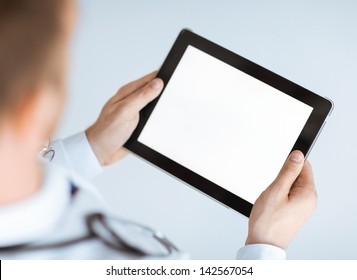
151;79;162;90
290;151;304;163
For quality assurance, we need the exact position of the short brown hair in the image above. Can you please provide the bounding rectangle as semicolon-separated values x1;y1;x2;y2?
0;0;65;115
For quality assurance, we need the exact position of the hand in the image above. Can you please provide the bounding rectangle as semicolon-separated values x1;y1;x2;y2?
86;71;163;166
246;150;317;249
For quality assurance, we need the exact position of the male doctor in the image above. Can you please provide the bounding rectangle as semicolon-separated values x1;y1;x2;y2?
0;0;317;259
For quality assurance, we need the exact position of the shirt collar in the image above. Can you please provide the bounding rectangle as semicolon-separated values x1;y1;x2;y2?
0;165;71;247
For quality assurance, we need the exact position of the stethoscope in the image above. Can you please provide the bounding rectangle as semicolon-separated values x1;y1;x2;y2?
2;140;179;257
40;139;55;161
0;212;178;257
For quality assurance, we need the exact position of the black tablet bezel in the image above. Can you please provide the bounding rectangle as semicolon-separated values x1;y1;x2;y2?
124;29;333;217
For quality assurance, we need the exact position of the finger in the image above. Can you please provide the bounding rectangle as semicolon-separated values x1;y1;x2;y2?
122;78;164;112
122;71;158;93
288;160;317;206
299;160;314;188
292;160;315;193
112;71;158;103
272;150;305;194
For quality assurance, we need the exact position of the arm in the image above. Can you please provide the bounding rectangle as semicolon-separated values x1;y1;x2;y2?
51;132;103;179
237;150;317;260
50;71;164;179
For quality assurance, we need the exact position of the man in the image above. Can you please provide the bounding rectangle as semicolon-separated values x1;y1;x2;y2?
0;0;317;259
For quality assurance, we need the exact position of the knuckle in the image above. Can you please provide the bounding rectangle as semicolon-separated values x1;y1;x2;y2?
115;100;130;115
136;87;148;99
281;166;298;181
285;163;299;176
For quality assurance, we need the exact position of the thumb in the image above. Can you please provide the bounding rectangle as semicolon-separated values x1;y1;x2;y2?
272;150;305;194
123;78;164;112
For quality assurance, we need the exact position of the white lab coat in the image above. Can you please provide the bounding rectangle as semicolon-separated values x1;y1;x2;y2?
0;132;285;260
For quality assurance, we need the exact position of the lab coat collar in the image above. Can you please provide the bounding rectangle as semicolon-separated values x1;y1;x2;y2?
0;165;71;247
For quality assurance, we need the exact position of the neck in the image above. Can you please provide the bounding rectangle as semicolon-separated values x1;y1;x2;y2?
0;132;42;205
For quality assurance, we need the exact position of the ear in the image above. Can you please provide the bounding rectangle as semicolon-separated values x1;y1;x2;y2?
12;85;65;151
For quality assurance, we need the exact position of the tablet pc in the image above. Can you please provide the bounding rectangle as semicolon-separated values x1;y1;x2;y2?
125;29;333;217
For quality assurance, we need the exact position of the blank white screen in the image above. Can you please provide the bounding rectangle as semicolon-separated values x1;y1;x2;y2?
138;46;313;204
